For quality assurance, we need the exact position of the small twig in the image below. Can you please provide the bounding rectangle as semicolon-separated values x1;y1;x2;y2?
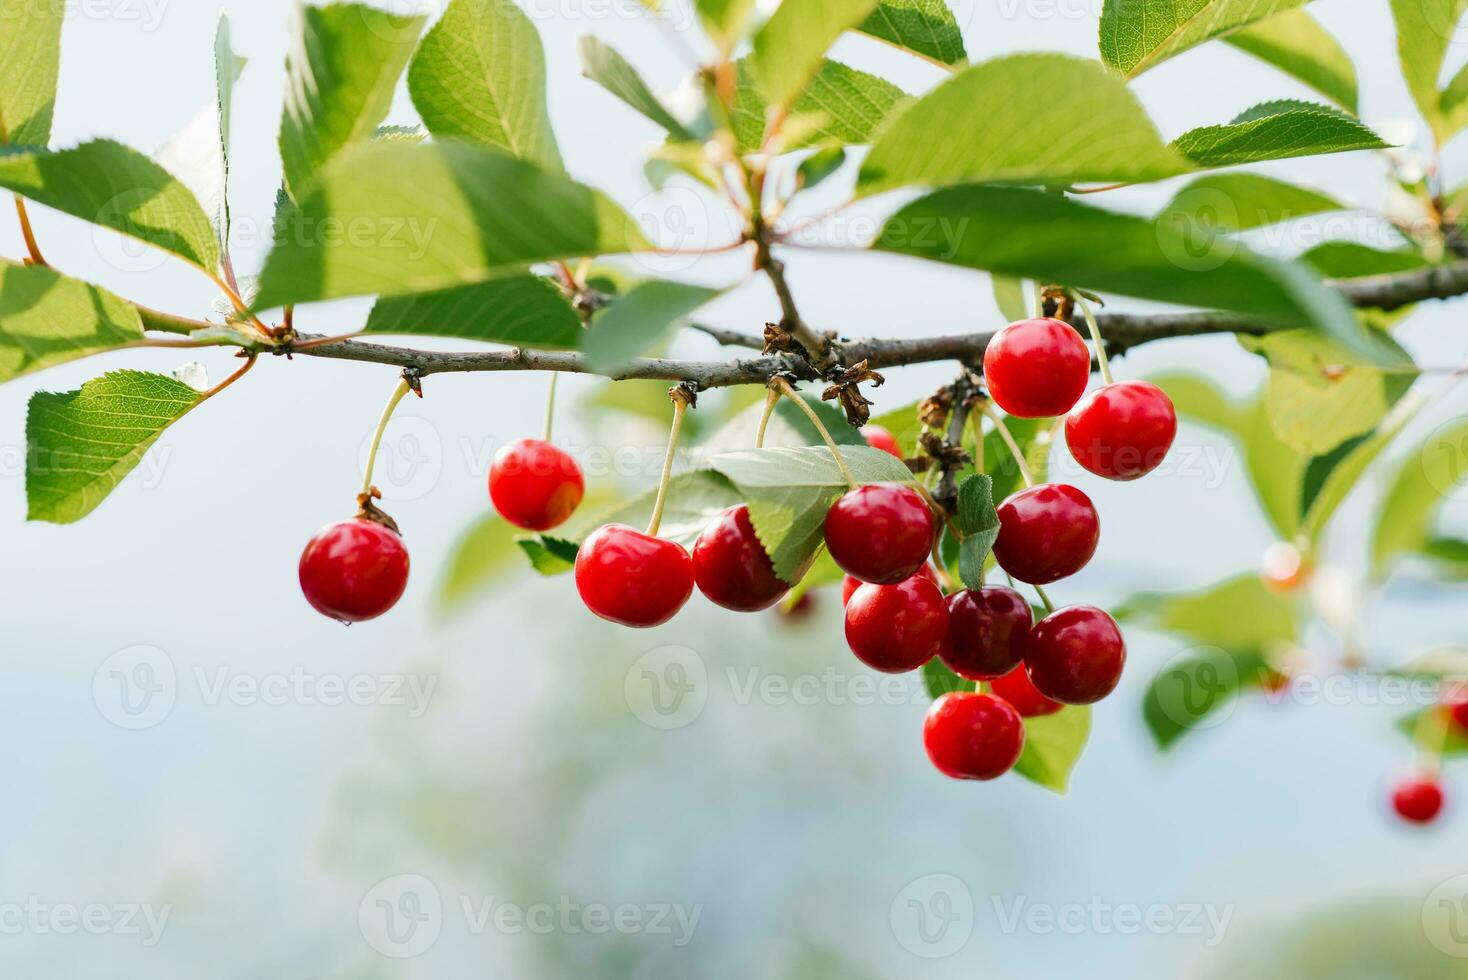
14;196;46;267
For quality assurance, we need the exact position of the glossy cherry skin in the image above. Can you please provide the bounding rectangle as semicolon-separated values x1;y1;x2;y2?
923;692;1026;781
844;576;949;674
942;586;1033;681
982;317;1091;419
1392;776;1445;824
489;438;585;532
299;518;410;623
861;424;904;459
1025;605;1126;705
1064;380;1178;481
842;564;939;605
992;484;1100;585
575;524;693;628
692;505;789;612
825;483;935;585
989;665;1063;717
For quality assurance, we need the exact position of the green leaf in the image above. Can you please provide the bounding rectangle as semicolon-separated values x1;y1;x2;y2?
1439;62;1468;142
1297;242;1431;278
0;140;220;273
0;0;63;147
516;535;579;576
1421;536;1468;579
956;474;999;591
1300;389;1427;542
991;275;1029;323
578;37;696;141
583;280;720;372
732;59;909;155
1389;0;1468;143
1171;100;1389;168
748;0;881;113
255;140;649;310
1396;705;1468;757
696;0;758;50
1239;330;1415;455
1100;0;1310;78
873;185;1405;367
574;470;742;548
858;0;967;67
1150;372;1307;537
797;146;847;190
923;660;969;699
1159;173;1343;234
1014;706;1091;793
1370;419;1468;578
278;2;426;200
0;261;145;384
364;275;583;348
1119;574;1301;651
437;512;527;614
1223;10;1359;113
1142;646;1270;750
858;53;1190;197
26;371;203;524
409;0;561;171
156;15;247;253
707;446;913;581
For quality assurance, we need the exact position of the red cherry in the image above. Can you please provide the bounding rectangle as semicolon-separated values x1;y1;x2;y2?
574;524;693;628
982;317;1091;419
1451;699;1468;733
489;438;585;531
992;484;1099;585
844;576;949;674
299;518;410;623
989;665;1062;717
861;424;904;459
923;692;1025;780
1392;776;1445;824
1025;605;1126;705
942;586;1033;681
842;564;939;605
692;505;789;612
825;483;935;585
1064;380;1177;481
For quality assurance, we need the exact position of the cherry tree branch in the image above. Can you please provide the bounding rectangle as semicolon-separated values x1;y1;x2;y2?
279;259;1468;389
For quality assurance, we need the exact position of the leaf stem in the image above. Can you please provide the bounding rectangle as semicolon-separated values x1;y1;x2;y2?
980;403;1035;489
198;354;257;404
361;376;414;498
14;196;46;267
543;371;560;443
1075;294;1113;386
645;392;690;538
774;377;856;490
754;386;779;449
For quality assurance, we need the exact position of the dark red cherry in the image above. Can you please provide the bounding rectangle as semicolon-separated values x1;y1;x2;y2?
982;317;1091;419
692;504;789;612
299;518;410;623
1065;380;1177;481
844;576;949;674
1392;776;1445;824
989;665;1062;717
1025;605;1126;705
941;586;1033;681
992;483;1099;585
923;692;1025;780
489;437;585;531
575;524;693;628
861;424;904;459
1451;698;1468;733
842;564;939;605
825;483;935;585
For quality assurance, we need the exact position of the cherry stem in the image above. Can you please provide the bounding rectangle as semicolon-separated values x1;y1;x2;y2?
1031;280;1044;319
1033;583;1055;614
1412;704;1447;779
774;377;856;490
1075;294;1114;386
754;386;779;449
543;371;560;443
14;195;46;266
645;394;689;538
980;404;1035;489
361;377;414;498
